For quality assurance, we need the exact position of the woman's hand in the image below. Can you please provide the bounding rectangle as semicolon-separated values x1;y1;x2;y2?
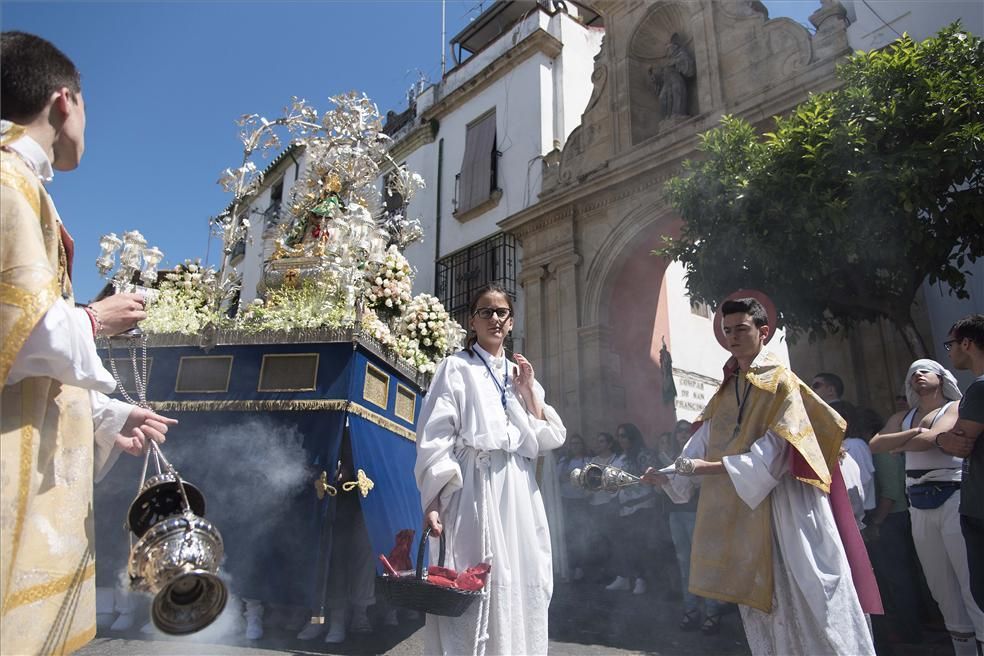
513;353;545;419
513;353;535;393
425;509;443;537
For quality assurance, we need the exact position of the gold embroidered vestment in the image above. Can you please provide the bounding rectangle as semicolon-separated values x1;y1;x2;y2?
1;138;99;655
689;351;845;612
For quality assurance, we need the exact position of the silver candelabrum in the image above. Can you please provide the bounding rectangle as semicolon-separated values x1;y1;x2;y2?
96;230;164;295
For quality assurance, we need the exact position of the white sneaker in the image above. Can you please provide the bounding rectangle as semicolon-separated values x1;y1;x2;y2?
140;621;155;634
110;612;134;631
632;578;647;595
605;576;631;591
296;623;325;640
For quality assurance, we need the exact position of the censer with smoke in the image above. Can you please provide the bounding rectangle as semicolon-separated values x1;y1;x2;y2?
569;463;644;493
99;233;229;634
125;436;228;634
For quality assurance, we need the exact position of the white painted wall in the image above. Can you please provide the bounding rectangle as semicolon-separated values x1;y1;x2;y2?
845;0;982;50
397;143;438;296
236;152;306;304
376;7;603;346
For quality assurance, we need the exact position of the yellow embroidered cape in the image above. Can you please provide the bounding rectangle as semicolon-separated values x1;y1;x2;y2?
689;350;845;612
1;129;98;655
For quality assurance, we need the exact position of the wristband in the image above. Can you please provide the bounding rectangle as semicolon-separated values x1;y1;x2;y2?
84;305;104;337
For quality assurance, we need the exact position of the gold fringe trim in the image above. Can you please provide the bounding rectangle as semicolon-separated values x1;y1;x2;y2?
149;399;416;442
3;562;95;613
348;401;416;442
151;399;348;412
0;278;60;384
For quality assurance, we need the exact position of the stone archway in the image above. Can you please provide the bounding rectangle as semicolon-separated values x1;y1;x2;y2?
601;220;678;441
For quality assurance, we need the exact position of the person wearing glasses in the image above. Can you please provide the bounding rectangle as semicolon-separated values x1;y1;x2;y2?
939;314;984;624
811;372;849;413
415;282;566;655
870;359;983;655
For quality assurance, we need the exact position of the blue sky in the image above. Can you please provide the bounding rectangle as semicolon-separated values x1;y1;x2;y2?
2;0;816;302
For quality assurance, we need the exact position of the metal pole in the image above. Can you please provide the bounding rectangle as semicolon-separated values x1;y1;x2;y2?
441;0;447;76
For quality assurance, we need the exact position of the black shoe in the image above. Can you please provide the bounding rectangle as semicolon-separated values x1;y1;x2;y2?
701;611;723;636
679;609;700;631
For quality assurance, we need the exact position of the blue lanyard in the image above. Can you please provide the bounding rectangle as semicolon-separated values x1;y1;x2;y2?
474;350;509;412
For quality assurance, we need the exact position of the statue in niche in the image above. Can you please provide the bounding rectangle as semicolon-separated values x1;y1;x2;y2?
648;33;696;119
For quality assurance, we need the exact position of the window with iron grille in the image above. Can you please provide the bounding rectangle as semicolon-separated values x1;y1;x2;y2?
435;233;518;341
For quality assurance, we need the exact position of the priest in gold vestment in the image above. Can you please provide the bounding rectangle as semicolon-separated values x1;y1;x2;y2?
646;297;879;655
1;31;175;655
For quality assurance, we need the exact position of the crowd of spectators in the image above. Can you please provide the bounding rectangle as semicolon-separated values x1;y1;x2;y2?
556;420;728;636
553;337;984;651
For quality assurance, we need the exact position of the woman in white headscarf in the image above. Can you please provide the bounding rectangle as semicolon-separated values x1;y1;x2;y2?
871;359;984;656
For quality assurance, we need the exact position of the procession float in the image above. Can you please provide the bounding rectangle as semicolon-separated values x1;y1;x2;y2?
93;93;464;632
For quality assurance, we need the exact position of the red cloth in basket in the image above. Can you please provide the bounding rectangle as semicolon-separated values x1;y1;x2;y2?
425;562;490;590
388;529;415;572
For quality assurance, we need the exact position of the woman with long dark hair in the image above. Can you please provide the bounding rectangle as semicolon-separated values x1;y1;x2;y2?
415;283;567;655
604;423;659;594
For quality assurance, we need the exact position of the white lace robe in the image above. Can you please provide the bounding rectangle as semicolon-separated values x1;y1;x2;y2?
665;423;875;656
415;345;566;656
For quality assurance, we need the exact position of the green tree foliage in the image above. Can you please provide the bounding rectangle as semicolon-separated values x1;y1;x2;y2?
660;24;983;357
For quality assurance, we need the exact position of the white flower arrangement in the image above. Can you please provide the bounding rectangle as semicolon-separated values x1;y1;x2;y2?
396;293;465;365
235;279;347;332
360;308;397;348
141;261;233;334
363;245;413;318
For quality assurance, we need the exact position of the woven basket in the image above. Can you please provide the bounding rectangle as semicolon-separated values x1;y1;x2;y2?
376;528;484;617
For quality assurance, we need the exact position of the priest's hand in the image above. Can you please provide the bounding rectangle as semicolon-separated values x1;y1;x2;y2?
114;434;145;457
118;406;178;455
641;467;668;486
89;293;147;336
425;509;443;537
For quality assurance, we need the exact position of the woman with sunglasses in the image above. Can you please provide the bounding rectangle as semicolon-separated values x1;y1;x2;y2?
415;283;567;655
